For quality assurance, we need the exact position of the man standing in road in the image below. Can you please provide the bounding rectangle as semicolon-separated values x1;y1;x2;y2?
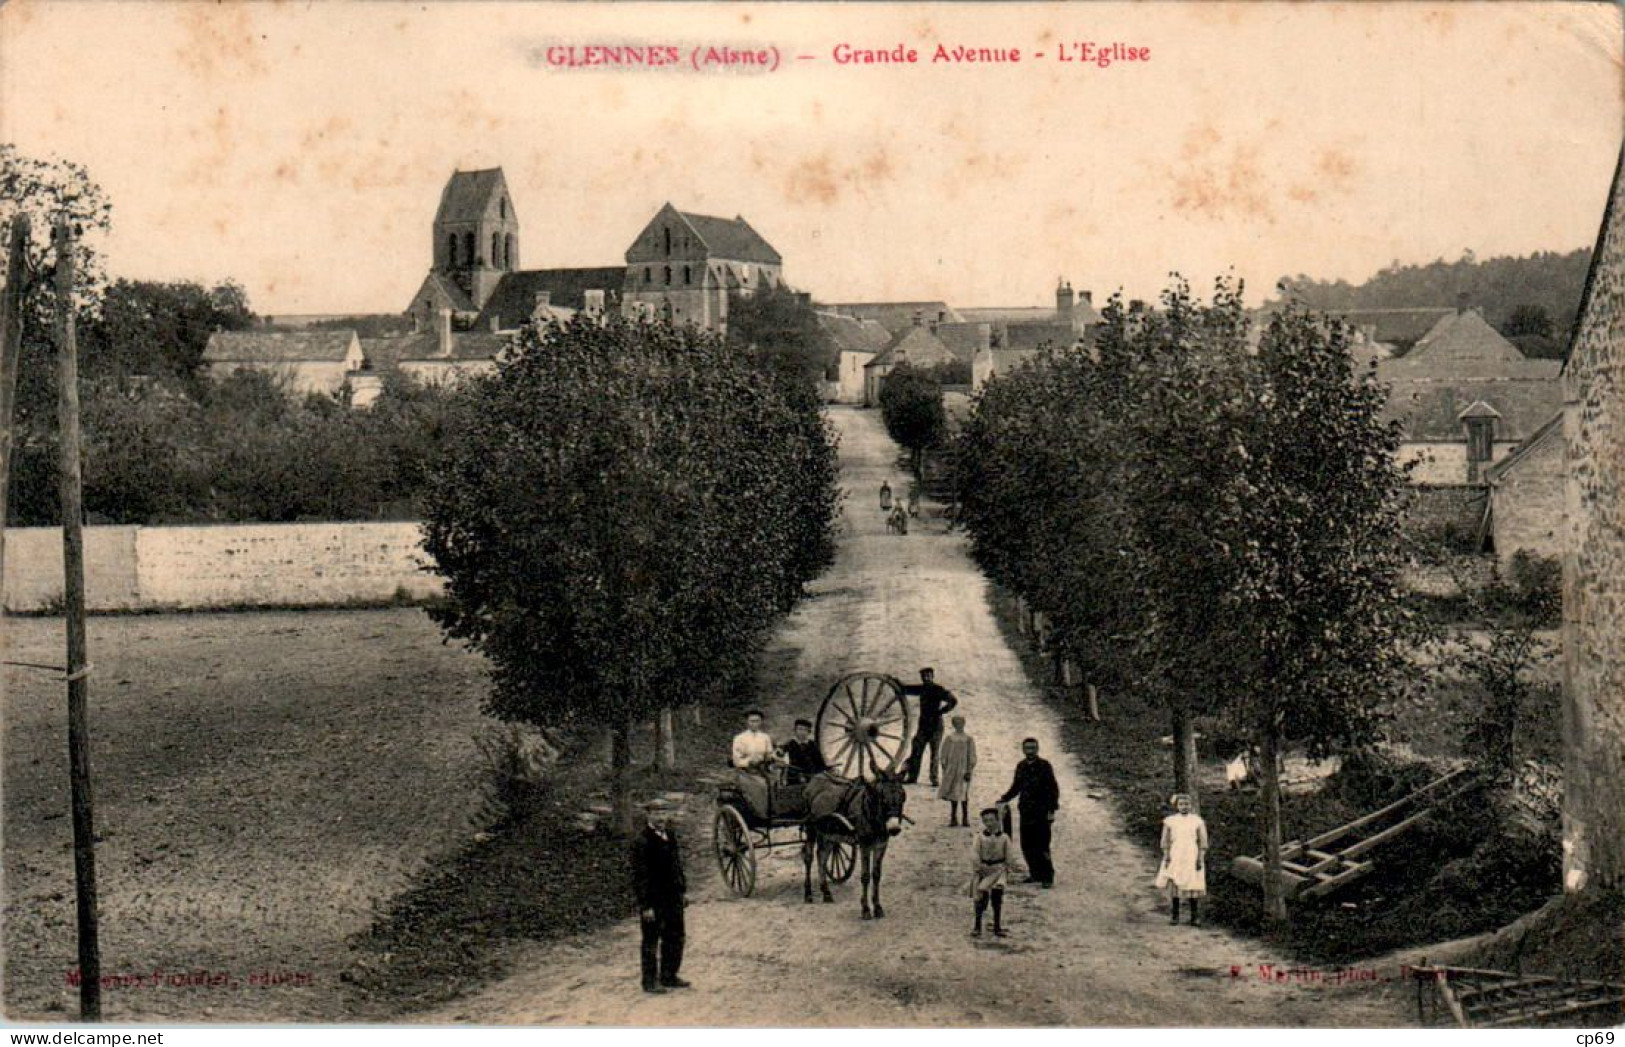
901;667;958;786
630;801;690;993
997;737;1060;888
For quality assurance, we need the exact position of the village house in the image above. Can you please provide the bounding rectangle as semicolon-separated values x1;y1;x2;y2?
816;311;890;403
201;329;364;397
862;315;960;406
1377;307;1562;485
353;308;516;404
1484;412;1564;569
822;301;962;334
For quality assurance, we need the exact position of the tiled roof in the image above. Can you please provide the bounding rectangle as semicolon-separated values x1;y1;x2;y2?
865;326;959;370
203;330;357;364
677;210;781;265
1003;321;1079;352
815;312;890;355
959;307;1054;323
822;302;963;334
933;322;991;362
476;268;625;331
1484;411;1564;483
436;168;508;225
1380;377;1562;442
1405;310;1526;366
423;271;477;314
361;330;512;367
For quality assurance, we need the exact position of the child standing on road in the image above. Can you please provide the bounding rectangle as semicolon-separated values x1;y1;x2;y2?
1155;793;1208;926
968;807;1010;937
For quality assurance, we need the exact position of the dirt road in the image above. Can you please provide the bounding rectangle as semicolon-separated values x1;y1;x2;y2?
435;406;1404;1026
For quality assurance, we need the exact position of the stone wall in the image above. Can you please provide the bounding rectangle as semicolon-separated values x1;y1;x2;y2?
1560;148;1625;893
1491;431;1566;571
3;522;441;613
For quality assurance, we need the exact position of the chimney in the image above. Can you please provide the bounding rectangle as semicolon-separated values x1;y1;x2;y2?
1056;279;1074;319
533;290;552;315
1456;291;1470;316
437;307;452;357
584;289;605;315
1080;290;1093;309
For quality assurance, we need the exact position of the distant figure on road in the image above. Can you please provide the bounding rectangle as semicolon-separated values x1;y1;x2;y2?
996;737;1059;888
888;503;909;535
967;806;1010;937
630;801;689;993
1156;792;1208;926
900;668;958;786
879;480;893;513
937;715;977;826
907;484;921;518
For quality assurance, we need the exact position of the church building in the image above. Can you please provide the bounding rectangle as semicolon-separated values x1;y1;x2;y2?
406;168;521;325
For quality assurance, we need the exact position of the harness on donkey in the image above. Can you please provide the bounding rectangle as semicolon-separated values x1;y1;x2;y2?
712;672;915;918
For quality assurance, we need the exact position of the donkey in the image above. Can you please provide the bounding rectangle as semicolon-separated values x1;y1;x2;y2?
800;770;908;919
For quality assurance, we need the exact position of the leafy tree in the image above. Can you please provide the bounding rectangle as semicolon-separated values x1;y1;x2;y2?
878;362;945;477
422;314;837;828
83;279;257;380
1222;302;1418;921
725;285;837;388
1504;303;1554;339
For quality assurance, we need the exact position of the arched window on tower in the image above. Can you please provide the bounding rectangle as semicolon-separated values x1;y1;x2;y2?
664;266;673;286
504;234;514;270
500;196;507;220
663;227;672;256
492;233;501;270
447;233;458;267
463;232;476;268
683;265;691;285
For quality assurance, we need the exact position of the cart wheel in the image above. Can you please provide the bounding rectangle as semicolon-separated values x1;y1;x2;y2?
713;805;757;897
817;672;914;780
818;834;856;884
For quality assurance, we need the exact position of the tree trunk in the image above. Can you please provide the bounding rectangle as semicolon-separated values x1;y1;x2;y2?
1260;723;1288;923
1086;682;1101;722
611;720;634;835
690;704;703;726
657;707;676;770
1171;704;1200;815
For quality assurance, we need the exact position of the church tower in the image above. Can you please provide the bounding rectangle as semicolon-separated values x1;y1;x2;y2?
431;168;519;313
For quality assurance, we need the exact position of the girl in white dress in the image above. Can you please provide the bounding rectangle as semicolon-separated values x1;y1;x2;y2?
1155;792;1208;926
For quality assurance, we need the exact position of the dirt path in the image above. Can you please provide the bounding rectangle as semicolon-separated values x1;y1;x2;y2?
435;407;1404;1026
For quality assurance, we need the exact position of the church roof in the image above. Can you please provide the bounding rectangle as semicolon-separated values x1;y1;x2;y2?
421;270;477;314
436;168;509;225
675;210;781;265
476;268;625;330
203;330;358;364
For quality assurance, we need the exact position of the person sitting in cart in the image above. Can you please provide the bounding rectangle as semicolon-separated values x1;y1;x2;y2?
781;718;826;784
732;710;776;770
731;710;781;821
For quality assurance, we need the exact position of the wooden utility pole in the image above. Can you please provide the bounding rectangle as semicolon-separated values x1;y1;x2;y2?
53;219;101;1020
0;216;31;587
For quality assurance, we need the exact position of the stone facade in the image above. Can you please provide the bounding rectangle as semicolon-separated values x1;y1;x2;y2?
1560;146;1625;893
1487;415;1565;571
622;203;782;332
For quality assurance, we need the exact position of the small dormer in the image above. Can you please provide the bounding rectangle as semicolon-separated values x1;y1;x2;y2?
1458;400;1502;481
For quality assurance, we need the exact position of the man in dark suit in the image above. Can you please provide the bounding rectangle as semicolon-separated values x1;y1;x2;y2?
901;667;958;786
630;801;689;993
997;737;1060;888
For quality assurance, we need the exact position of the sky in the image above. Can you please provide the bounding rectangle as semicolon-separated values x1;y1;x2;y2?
1;1;1621;316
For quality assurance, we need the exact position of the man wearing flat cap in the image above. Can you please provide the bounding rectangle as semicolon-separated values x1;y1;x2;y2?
630;800;689;993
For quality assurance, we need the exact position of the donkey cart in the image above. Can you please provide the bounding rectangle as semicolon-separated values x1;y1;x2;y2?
713;671;916;898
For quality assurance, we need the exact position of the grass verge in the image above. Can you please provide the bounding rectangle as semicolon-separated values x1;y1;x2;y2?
986;587;1565;966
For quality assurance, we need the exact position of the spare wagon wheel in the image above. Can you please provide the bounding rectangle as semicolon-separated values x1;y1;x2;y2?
815;671;914;781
